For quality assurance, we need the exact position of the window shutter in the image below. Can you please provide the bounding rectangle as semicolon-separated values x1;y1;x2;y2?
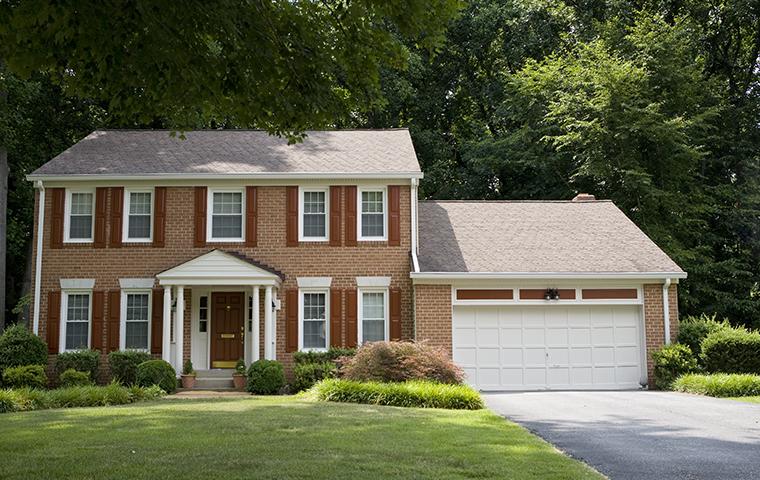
285;289;298;352
153;187;166;248
245;186;258;247
329;186;342;246
345;186;357;246
109;187;123;248
345;289;357;347
390;287;402;341
50;188;65;249
47;291;61;353
107;290;121;352
91;290;105;352
330;288;342;347
286;186;298;247
93;188;108;248
151;288;163;354
388;186;401;246
194;187;207;247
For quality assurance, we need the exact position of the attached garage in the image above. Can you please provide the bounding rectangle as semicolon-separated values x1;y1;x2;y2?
452;304;645;391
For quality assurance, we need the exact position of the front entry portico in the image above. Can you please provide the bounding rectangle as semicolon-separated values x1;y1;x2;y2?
210;292;245;368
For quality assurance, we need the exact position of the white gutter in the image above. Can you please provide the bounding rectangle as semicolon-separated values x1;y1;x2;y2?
663;278;672;344
410;271;687;280
410;178;420;273
26;171;424;182
32;181;45;335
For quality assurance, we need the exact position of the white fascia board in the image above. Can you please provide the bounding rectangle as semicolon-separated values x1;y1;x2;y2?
411;271;687;281
158;276;280;287
26;172;424;182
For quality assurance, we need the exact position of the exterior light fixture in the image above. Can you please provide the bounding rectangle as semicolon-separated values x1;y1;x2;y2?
544;288;560;300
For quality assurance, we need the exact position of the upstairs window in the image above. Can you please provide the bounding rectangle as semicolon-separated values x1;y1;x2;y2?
358;188;386;240
124;190;153;241
123;292;151;350
300;290;328;350
208;189;244;241
63;292;91;351
65;190;94;242
299;188;328;241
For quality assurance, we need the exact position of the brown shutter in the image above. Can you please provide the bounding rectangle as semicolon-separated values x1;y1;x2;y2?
93;188;108;248
388;186;401;246
153;187;166;248
151;288;163;354
345;186;357;246
286;186;298;247
330;288;342;347
285;289;298;352
107;290;121;352
194;186;207;247
329;186;342;246
91;290;105;351
47;291;61;353
245;186;258;247
390;287;402;341
50;188;65;249
345;289;357;347
109;187;123;248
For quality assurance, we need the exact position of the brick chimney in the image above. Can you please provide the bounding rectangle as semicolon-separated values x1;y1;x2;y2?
572;193;596;202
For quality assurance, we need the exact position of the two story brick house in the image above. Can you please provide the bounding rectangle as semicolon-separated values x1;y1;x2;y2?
26;129;685;390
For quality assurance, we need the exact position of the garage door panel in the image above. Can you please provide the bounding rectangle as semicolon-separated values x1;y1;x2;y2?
454;326;476;346
615;326;638;344
571;367;593;385
478;347;500;365
477;327;499;345
569;328;591;345
548;368;570;386
524;328;545;344
523;309;545;325
499;309;522;326
616;346;640;364
500;328;522;346
617;366;641;384
546;309;568;327
593;347;615;364
476;308;498;326
548;348;569;366
568;308;591;327
525;368;547;386
501;348;523;366
453;347;476;366
592;327;615;344
546;328;569;346
478;368;501;387
524;348;547;366
501;368;523;385
570;347;592;365
593;367;616;384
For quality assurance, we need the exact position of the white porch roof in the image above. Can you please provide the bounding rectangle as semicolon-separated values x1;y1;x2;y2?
156;249;282;286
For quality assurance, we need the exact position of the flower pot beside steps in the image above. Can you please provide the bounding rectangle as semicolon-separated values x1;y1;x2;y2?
233;358;247;391
181;359;197;389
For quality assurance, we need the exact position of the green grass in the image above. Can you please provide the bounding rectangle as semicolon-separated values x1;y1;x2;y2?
727;396;760;404
0;396;601;479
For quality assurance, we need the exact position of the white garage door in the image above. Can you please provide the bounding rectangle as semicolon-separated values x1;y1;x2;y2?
453;305;644;391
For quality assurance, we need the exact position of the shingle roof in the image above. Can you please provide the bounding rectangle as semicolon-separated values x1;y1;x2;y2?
417;200;684;275
30;129;421;178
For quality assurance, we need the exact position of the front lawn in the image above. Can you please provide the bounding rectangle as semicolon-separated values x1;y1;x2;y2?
0;396;600;479
728;396;760;404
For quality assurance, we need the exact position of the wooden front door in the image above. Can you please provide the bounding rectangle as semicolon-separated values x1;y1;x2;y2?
210;292;245;369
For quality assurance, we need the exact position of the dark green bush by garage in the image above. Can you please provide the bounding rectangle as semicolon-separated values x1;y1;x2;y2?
247;360;285;395
59;368;92;388
108;350;153;385
0;325;47;385
678;314;729;360
56;350;100;383
2;365;47;389
701;327;760;374
136;360;177;394
652;343;697;390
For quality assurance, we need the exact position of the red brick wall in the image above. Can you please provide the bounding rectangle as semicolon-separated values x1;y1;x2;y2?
414;285;452;354
643;283;680;386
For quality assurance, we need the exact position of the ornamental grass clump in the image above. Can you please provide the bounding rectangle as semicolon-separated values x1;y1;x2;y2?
672;373;760;397
0;382;165;413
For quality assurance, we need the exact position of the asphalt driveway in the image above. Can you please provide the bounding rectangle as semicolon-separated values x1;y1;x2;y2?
484;391;760;480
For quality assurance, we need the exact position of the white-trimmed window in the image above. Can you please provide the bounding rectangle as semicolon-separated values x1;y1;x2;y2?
64;190;94;242
299;290;329;350
123;189;153;242
358;188;386;240
299;188;328;241
207;188;245;241
358;289;388;343
121;291;151;350
61;291;92;351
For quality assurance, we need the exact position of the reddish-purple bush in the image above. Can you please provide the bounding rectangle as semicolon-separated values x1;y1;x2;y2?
338;341;464;384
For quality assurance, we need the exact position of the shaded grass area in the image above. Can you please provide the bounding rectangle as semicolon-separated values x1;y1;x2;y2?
0;396;601;479
728;396;760;404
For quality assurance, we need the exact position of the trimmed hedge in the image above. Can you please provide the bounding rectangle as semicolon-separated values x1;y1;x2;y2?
59;369;92;388
309;379;484;410
292;347;355;365
108;350;152;385
2;365;47;389
0;325;47;385
56;350;100;383
701;327;760;374
678;314;729;360
651;343;697;390
246;360;285;395
0;383;165;413
292;361;336;392
672;373;760;397
136;360;177;394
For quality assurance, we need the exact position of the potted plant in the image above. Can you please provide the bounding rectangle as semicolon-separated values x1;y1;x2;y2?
233;358;247;391
181;359;196;389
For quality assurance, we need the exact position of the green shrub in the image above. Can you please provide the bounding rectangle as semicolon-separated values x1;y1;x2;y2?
59;368;92;388
293;361;336;392
235;358;246;375
246;360;285;395
108;350;152;385
136;360;177;394
340;341;464;384
55;350;100;383
292;347;355;365
0;383;165;413
2;365;47;389
701;327;760;374
309;379;484;410
678;314;730;360
0;324;47;385
672;373;760;397
182;359;195;375
652;343;697;389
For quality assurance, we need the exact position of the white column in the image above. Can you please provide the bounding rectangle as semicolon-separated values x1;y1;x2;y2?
162;286;172;365
175;286;185;373
252;286;260;362
264;286;273;360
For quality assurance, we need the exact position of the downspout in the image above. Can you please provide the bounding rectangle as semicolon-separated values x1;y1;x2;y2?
410;178;420;273
32;181;45;335
663;278;672;345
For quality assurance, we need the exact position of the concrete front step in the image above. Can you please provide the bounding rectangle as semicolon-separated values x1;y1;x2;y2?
196;369;236;379
194;377;235;389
